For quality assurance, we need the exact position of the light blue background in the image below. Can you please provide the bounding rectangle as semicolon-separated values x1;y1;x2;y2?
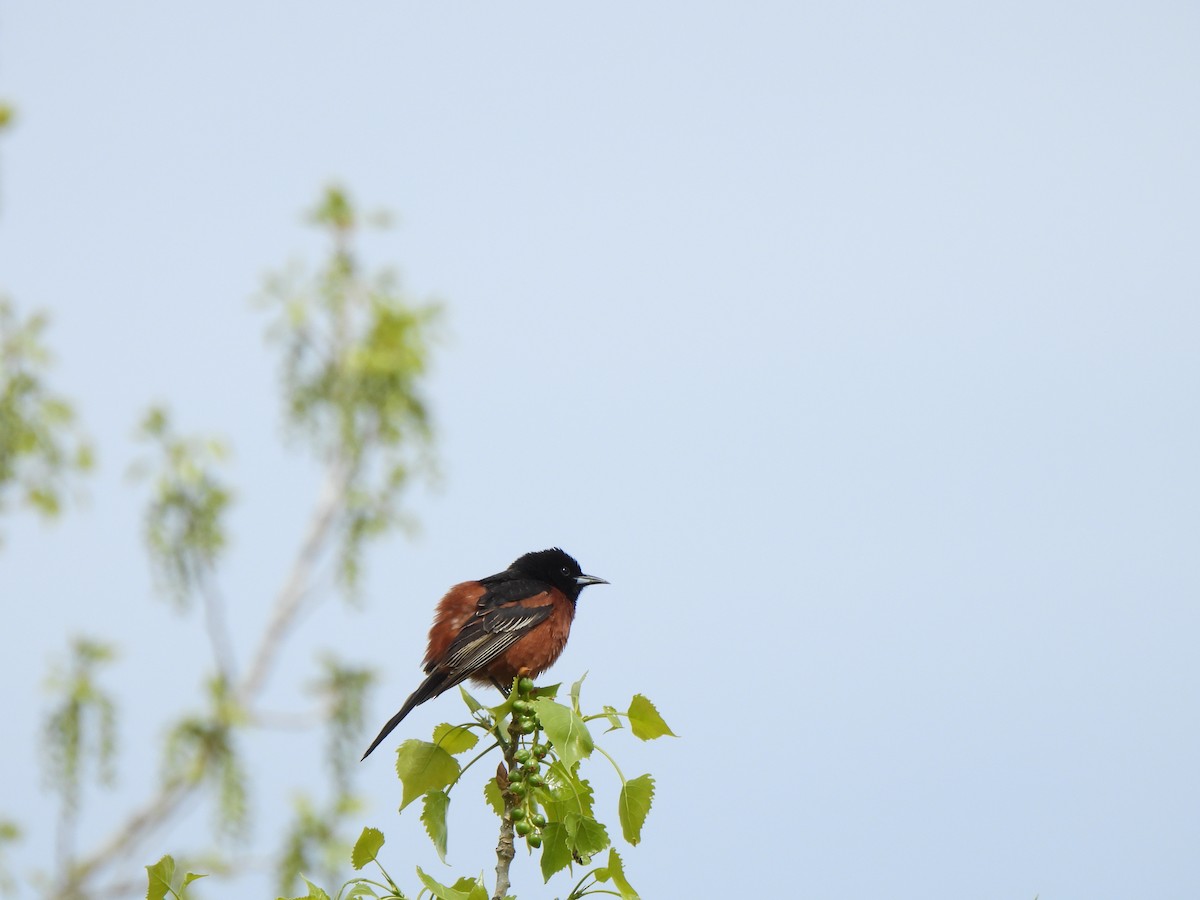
2;3;1198;898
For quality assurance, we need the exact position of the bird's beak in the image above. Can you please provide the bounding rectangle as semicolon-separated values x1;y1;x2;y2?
575;574;609;587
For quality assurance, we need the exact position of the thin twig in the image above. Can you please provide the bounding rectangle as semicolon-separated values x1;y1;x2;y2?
250;710;322;730
55;794;75;886
200;576;237;682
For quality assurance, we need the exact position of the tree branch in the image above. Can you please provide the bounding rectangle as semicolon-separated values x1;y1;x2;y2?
61;780;193;892
58;460;350;897
238;459;349;703
493;718;521;900
200;577;237;683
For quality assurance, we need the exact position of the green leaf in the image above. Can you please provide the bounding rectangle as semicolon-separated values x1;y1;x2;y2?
483;777;505;817
450;876;490;900
342;884;380;899
415;866;475;900
542;760;594;821
600;705;624;731
627;695;676;741
350;826;385;870
569;672;587;714
532;681;560;699
181;872;208;891
300;876;332;900
395;740;461;810
277;876;334;900
538;822;573;882
532;698;593;769
259;194;441;597
618;774;655;845
145;855;175;900
459;685;483;714
565;813;610;860
487;691;516;722
422;790;450;862
432;722;479;755
595;848;640;900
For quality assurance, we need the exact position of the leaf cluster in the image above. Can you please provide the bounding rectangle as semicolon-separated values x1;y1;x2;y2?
41;639;118;814
135;406;232;608
268;675;675;900
0;298;93;539
259;185;440;594
276;658;376;894
161;677;249;836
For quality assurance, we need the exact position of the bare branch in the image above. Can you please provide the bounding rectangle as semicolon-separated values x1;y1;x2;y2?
250;710;322;731
200;577;237;683
238;459;350;703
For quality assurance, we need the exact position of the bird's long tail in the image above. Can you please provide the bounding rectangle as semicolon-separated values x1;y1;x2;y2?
360;670;456;760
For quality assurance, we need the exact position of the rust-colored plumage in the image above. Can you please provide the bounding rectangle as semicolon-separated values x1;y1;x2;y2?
423;583;576;685
361;548;607;760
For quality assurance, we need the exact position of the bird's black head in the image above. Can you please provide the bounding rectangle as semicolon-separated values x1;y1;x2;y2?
511;547;608;602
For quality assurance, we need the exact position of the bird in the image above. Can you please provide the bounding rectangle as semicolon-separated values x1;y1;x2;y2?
361;547;608;760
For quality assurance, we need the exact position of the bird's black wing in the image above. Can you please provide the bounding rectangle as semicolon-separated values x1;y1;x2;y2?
360;601;552;760
441;602;553;676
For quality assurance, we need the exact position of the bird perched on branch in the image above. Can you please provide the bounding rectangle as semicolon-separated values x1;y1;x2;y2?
361;547;608;760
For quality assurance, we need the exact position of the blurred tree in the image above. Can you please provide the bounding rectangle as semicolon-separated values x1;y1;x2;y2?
0;101;93;538
3;185;439;899
2;112;672;900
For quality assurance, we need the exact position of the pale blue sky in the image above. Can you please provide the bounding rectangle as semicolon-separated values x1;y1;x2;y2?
2;2;1198;898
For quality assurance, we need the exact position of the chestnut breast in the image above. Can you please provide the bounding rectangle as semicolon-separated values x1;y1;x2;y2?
423;581;483;672
423;582;577;682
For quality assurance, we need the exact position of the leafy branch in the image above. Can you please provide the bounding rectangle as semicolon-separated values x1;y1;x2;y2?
268;675;675;900
0;298;93;542
41;639;117;873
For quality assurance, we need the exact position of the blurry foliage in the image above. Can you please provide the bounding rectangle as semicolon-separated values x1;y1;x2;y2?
315;656;376;800
41;639;119;816
0;819;21;895
0;299;94;541
161;677;249;837
135;407;232;608
41;639;118;882
12;186;440;899
277;794;354;898
275;657;374;896
260;186;440;594
0;100;13;212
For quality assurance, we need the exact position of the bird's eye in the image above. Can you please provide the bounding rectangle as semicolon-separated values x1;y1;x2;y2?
561;565;571;575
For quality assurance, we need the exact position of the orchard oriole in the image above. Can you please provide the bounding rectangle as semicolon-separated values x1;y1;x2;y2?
361;547;607;760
